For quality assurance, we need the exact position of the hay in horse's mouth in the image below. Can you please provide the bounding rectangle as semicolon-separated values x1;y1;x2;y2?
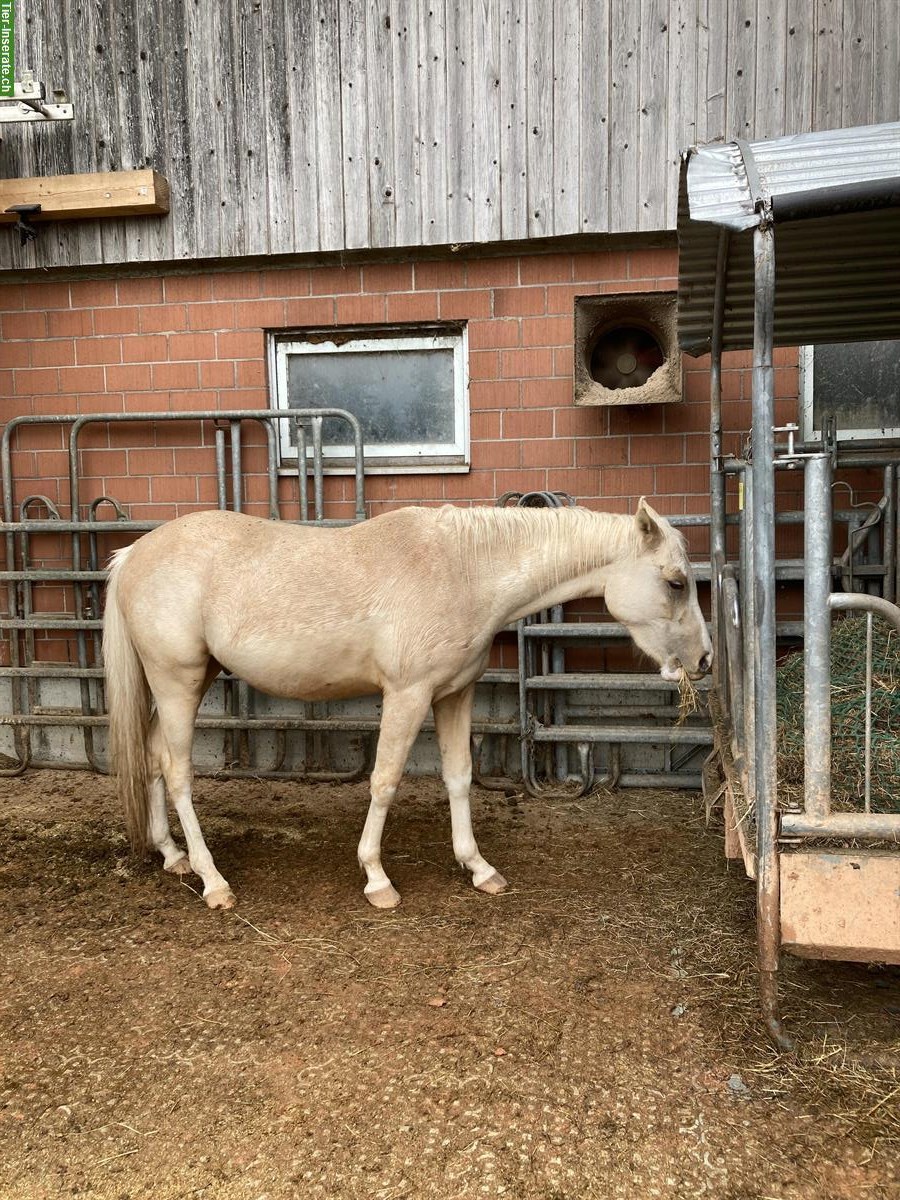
676;670;702;725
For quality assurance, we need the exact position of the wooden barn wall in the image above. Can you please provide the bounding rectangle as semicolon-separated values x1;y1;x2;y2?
3;0;899;270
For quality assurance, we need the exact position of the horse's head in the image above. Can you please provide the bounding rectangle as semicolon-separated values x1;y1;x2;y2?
603;499;712;682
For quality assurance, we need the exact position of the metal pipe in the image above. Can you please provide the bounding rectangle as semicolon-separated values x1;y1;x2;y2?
829;591;900;631
883;464;896;604
803;455;833;820
214;426;228;509
709;229;730;700
229;421;242;513
781;810;900;839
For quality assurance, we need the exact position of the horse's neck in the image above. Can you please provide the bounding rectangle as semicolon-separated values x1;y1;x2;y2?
464;508;635;625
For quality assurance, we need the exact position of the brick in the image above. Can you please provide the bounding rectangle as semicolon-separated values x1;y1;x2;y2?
519;253;574;285
79;448;128;477
48;310;94;337
521;314;574;347
32;282;71;310
234;299;287;329
494;468;548;496
553;406;609;438
467;319;519;350
210;272;262;301
14;367;59;396
597;465;656;498
442;470;497;501
169;332;217;361
185;301;236;331
546;285;581;315
151;362;200;390
237;359;266;388
464;256;519;288
2;311;46;340
128;447;176;476
521;438;573;468
103;475;150;503
469;380;520;410
336;294;387;324
414;260;466;290
106;364;152;392
574;436;629;467
260;267;312;297
472;439;521;469
33;449;70;479
201;361;236;388
522;378;572;408
627;248;679;279
0;342;31;367
493;287;546;317
439;289;491;320
117;276;164;305
151;475;200;502
468;350;499;380
502;409;554;439
500;348;554;378
553;346;575;376
629;435;685;464
310;265;361;295
470;411;501;440
69;279;118;308
283;296;337;325
75;394;125;414
159;392;217;415
386;291;438;322
608;405;667;436
362;262;414;292
165;275;213;303
141;304;189;335
572;251;630;284
662;401;708;435
546;468;592;497
215;388;266;410
31;395;78;416
173;447;218;475
216;330;264;359
656;464;709;494
76;338;122;366
122;334;167;363
93;307;141;336
0;285;25;311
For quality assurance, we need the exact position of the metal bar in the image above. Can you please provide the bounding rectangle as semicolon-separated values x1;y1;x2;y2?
829;591;900;631
750;218;792;1052
781;811;900;839
311;416;325;522
709;229;729;699
864;613;873;813
531;724;713;745
229;421;243;513
883;464;896;604
803;455;833;820
214;426;228;510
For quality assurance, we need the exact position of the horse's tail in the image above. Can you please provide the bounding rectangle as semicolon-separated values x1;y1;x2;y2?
102;546;150;857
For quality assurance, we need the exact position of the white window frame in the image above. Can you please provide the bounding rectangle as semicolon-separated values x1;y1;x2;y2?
800;344;900;442
270;328;470;474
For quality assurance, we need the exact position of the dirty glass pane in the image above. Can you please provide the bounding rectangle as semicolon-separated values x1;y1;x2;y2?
286;346;456;448
814;340;900;433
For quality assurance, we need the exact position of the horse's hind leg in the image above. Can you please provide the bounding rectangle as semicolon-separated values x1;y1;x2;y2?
433;685;507;895
146;713;190;875
152;680;235;910
357;686;432;909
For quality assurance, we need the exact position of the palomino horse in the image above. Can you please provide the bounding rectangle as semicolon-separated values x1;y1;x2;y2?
103;499;711;911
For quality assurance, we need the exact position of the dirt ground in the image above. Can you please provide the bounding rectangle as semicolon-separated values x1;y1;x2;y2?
0;771;897;1200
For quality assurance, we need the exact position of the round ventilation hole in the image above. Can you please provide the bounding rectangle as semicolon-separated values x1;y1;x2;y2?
589;324;666;389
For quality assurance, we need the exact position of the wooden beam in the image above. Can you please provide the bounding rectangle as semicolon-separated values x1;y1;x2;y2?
0;169;169;221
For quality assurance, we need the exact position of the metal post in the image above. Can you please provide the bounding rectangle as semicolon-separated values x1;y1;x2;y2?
709;229;729;698
803;454;833;820
750;219;792;1052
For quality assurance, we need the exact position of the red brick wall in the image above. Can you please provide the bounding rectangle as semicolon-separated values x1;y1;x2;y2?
1;245;803;551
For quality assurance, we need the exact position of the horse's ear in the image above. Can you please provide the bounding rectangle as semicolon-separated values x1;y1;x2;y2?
635;496;663;546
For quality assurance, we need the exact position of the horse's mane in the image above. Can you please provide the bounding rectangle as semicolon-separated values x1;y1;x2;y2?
438;504;681;589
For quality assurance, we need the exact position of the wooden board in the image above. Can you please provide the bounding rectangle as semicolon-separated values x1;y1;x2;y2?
0;169;169;222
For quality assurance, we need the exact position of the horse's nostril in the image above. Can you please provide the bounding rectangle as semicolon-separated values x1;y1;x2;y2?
699;652;712;673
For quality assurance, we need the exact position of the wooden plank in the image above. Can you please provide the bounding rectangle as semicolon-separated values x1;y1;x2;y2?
724;0;756;140
609;0;640;232
637;0;669;232
579;0;609;233
700;0;728;143
129;0;172;262
263;0;296;255
526;0;554;238
785;0;814;135
445;0;474;245
873;0;900;124
417;0;448;244
340;0;371;251
237;0;269;256
499;0;527;240
552;0;580;235
0;170;170;221
813;0;845;131
470;0;501;243
364;0;396;249
841;0;874;128
314;0;346;251
288;0;322;254
390;0;422;247
754;0;788;140
665;0;700;229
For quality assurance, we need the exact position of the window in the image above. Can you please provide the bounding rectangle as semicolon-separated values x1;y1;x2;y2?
271;326;469;472
800;341;900;441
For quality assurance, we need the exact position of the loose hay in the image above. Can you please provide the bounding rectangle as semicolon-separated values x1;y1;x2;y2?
676;669;704;725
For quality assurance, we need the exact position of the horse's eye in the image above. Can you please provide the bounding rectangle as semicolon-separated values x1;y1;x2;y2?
668;578;685;591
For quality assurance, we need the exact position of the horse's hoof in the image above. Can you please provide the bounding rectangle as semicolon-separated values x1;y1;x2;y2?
366;884;401;910
205;887;236;910
475;872;508;895
164;855;191;876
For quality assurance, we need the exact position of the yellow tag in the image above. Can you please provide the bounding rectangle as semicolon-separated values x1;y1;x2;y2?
738;479;744;511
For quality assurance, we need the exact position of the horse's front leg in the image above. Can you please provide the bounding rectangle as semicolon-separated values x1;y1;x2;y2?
433;685;507;895
357;686;432;909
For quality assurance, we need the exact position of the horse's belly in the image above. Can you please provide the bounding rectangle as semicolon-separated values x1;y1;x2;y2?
213;633;381;701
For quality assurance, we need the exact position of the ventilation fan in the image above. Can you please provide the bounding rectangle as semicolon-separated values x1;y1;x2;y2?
589;325;666;390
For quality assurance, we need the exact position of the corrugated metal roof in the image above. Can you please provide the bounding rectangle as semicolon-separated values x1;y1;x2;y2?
677;122;900;356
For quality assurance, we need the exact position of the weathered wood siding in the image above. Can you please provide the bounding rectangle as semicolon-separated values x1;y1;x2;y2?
3;0;898;269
